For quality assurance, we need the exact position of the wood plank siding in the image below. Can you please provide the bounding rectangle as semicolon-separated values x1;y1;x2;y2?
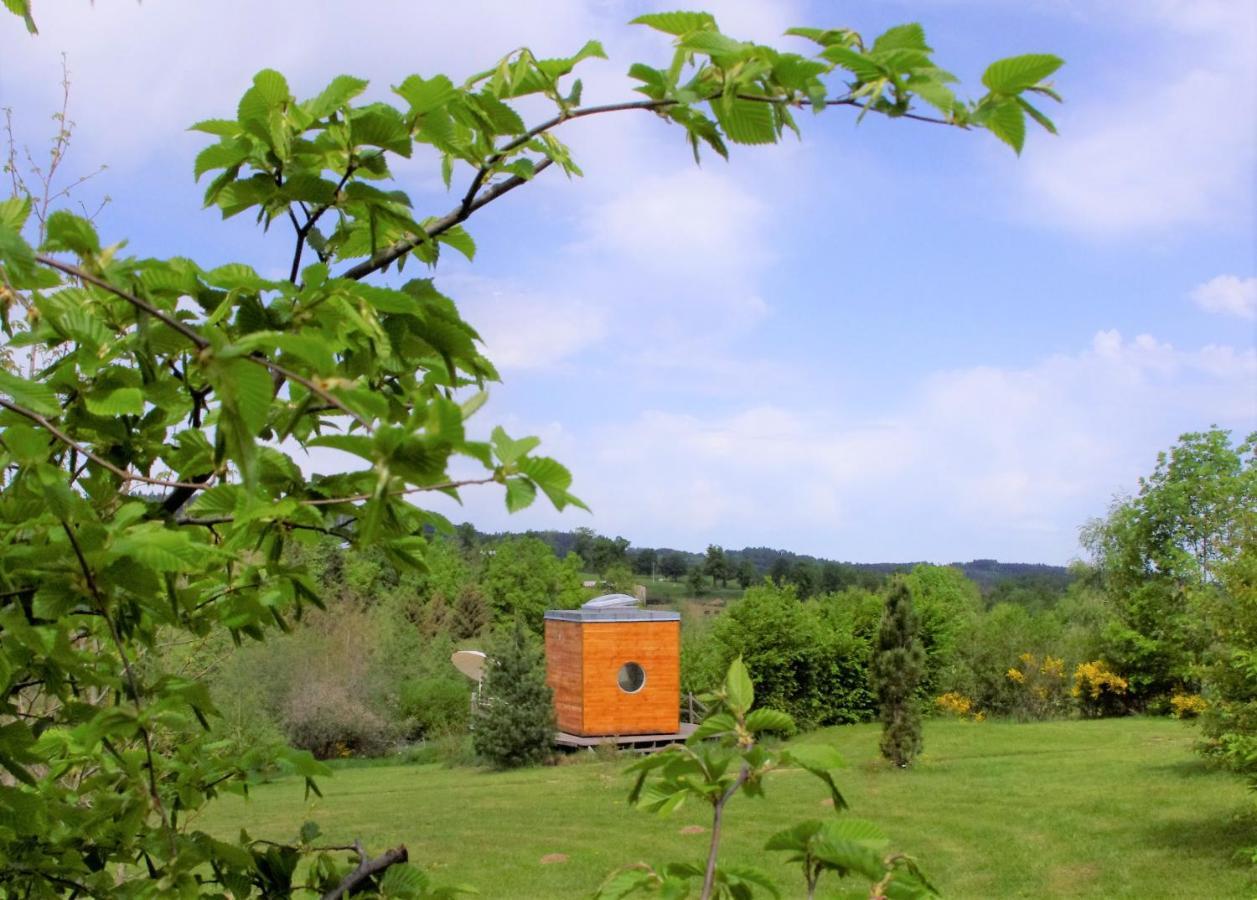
579;621;680;736
544;619;584;734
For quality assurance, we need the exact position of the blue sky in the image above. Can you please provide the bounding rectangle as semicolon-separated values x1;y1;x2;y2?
3;1;1254;564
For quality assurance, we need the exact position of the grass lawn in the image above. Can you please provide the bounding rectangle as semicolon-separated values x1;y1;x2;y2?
197;718;1253;898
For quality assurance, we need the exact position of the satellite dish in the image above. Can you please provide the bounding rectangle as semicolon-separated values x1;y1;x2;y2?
582;593;639;610
451;650;487;682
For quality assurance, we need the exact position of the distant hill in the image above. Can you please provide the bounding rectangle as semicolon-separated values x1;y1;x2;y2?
466;528;1071;594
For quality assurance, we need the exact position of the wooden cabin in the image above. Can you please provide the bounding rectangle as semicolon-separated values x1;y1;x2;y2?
543;608;681;737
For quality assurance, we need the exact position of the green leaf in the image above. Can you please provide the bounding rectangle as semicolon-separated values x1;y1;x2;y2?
689;711;737;741
595;867;658;900
981;53;1064;93
0;196;32;232
872;23;929;53
85;387;144;417
764;820;823;852
0;219;37;284
42;211;101;256
473;91;526;135
820;46;885;83
784;27;859;49
517;456;583;511
186;484;241;518
678;31;746;58
985;100;1026;154
194;141;250;180
724;656;754;715
0;369;60;416
251;69;291;107
711;97;776;146
491;426;540;466
1017;96;1058;135
745;708;794;734
820;818;888;848
1;423;50;463
504;477;537;512
394;74;457;115
305;74;369;119
630;11;717;36
783;744;844;772
114;527;209;572
437;226;476;261
188;118;240;137
217;359;273;435
3;0;37;34
351;105;412;156
379;863;427;898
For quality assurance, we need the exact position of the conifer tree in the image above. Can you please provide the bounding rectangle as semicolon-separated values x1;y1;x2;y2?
872;580;926;767
472;622;555;768
452;584;491;639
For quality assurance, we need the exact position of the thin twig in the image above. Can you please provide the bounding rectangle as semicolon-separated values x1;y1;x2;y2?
301;474;498;506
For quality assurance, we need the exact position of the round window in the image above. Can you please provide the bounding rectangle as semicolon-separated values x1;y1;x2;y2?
617;661;646;694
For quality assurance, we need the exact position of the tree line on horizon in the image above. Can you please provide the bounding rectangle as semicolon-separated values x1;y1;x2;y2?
453;523;1076;597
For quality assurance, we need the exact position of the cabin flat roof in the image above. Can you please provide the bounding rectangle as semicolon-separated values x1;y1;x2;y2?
544;608;681;623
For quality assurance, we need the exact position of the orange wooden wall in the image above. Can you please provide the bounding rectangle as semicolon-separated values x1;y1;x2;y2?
545;619;585;734
545;619;680;737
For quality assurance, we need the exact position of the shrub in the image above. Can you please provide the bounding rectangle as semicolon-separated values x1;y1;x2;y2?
282;677;397;759
1072;660;1129;718
1170;693;1207;719
472;624;555;768
1005;652;1070;720
935;691;983;721
698;584;873;729
399;676;471;738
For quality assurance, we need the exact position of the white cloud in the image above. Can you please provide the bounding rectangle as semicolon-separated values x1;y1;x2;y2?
1191;275;1257;320
1020;0;1256;234
444;274;609;372
435;328;1256;562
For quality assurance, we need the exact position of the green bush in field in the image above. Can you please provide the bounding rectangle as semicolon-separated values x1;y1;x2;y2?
699;583;873;729
472;624;555;768
399;676;471;739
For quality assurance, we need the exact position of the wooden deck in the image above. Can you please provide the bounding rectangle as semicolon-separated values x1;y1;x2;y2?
554;722;697;752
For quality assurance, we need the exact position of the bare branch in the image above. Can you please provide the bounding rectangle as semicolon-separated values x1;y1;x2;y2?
320;841;408;900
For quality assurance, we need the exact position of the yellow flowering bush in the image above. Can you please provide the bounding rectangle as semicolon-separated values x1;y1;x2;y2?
1170;693;1207;719
935;691;984;721
1005;652;1069;720
1072;660;1128;717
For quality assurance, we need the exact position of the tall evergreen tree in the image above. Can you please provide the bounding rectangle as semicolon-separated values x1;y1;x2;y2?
472;623;555;768
871;580;926;767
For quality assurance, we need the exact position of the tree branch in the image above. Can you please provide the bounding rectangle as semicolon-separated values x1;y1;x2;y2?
35;253;210;349
340;90;956;283
338;157;555;281
301;474;499;506
0;396;214;490
320;841;408;900
61;521;175;857
701;764;750;900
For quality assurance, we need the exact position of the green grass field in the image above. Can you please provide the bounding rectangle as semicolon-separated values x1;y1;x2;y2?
198;718;1253;898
